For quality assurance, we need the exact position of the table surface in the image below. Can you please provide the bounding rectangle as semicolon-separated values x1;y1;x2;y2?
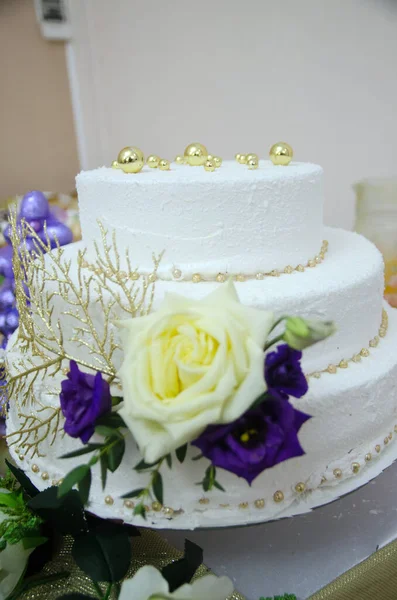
163;461;397;600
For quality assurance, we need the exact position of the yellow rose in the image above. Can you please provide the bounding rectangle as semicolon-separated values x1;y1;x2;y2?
117;281;274;463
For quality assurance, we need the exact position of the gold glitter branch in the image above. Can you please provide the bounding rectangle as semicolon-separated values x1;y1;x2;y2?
5;209;161;457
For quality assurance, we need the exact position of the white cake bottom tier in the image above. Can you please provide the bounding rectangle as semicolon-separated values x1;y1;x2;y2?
34;226;384;374
7;304;397;530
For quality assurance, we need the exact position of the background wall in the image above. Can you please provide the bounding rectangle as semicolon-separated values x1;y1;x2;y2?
0;0;79;199
67;0;397;229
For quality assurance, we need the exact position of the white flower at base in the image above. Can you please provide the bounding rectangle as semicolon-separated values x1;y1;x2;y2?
119;565;234;600
0;489;33;600
118;281;274;463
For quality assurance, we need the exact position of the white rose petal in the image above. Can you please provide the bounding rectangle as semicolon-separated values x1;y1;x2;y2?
119;565;234;600
118;280;274;463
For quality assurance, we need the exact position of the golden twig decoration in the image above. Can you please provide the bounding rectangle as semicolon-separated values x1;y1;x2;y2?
5;209;161;457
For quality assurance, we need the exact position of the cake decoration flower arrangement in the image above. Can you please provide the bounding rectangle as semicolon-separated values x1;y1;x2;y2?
58;281;335;518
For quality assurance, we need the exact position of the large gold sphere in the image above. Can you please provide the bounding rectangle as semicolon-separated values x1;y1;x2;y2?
117;146;145;173
184;142;208;166
269;142;293;166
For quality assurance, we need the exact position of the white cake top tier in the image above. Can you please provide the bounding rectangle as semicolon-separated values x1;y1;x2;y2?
76;160;324;277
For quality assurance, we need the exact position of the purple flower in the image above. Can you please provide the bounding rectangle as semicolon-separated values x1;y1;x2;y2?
193;399;311;484
60;361;111;444
265;344;308;401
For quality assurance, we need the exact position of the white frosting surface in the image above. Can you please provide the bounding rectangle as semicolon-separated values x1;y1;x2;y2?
7;304;397;529
77;161;324;275
29;227;384;375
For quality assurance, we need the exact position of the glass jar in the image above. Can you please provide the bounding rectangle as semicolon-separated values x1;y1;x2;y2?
354;178;397;307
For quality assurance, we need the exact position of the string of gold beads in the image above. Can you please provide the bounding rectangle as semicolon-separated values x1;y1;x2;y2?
234;143;294;167
308;308;389;379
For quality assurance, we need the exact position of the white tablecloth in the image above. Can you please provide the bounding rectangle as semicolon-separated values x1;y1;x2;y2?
163;462;397;600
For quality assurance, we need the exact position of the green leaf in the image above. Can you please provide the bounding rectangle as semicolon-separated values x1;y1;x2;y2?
22;536;48;550
192;453;203;461
78;468;92;505
100;454;108;490
5;459;39;498
162;539;203;593
95;412;126;429
152;471;163;505
58;465;90;499
95;425;122;439
134;458;160;471
213;480;226;492
165;453;172;468
133;503;147;519
60;444;103;459
107;437;125;473
0;491;20;509
28;488;88;537
121;488;145;499
175;444;187;463
72;523;131;582
111;396;123;406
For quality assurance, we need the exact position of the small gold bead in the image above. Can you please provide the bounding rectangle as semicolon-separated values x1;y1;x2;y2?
163;506;174;516
384;437;389;445
158;159;170;171
216;273;226;283
52;480;58;486
199;497;210;505
246;153;258;162
147;155;160;168
319;252;325;260
32;464;39;473
239;502;249;509
235;153;241;162
394;424;397;433
238;154;247;164
270;269;280;277
172;268;182;279
192;273;202;283
175;155;185;164
327;364;337;374
315;256;322;264
41;472;49;481
148;273;157;283
254;498;265;509
207;154;214;161
389;432;393;440
111;160;119;169
375;444;381;453
351;462;360;474
352;354;362;363
296;264;305;272
311;372;321;379
379;328;387;338
360;348;370;357
333;468;342;479
269;142;293;166
295;482;306;493
152;501;162;511
273;490;284;503
130;271;140;280
308;259;316;268
284;265;294;274
124;500;134;509
255;272;264;280
204;159;216;172
247;158;259;170
214;156;222;168
365;453;372;462
19;455;24;461
105;495;114;505
320;476;327;484
339;359;349;369
219;503;230;508
369;337;379;347
235;274;245;282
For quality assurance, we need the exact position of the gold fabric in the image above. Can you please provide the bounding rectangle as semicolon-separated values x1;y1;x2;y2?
308;537;397;600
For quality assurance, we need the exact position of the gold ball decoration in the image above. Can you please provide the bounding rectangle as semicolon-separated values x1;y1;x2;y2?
365;453;372;462
175;155;185;164
273;490;284;503
237;154;247;164
214;156;222;168
184;142;208;166
254;498;265;509
204;159;216;172
246;153;258;163
172;268;182;279
147;155;160;168
239;502;249;509
351;462;360;474
192;273;202;283
269;142;293;166
375;444;381;453
216;273;226;283
41;472;49;481
163;506;174;516
158;159;170;171
295;482;306;494
152;501;162;511
111;160;119;169
105;495;114;505
32;464;40;473
199;497;210;505
247;158;259;170
235;153;241;162
124;500;134;509
333;468;342;479
116;146;145;173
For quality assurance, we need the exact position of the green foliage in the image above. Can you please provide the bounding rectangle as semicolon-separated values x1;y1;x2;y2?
260;595;296;600
0;488;43;551
162;539;203;593
196;465;225;492
0;469;18;492
175;444;188;463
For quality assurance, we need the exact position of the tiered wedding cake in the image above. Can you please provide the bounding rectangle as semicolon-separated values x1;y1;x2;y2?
5;150;397;530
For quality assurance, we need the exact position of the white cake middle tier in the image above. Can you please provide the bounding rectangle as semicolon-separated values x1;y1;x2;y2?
33;226;384;375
